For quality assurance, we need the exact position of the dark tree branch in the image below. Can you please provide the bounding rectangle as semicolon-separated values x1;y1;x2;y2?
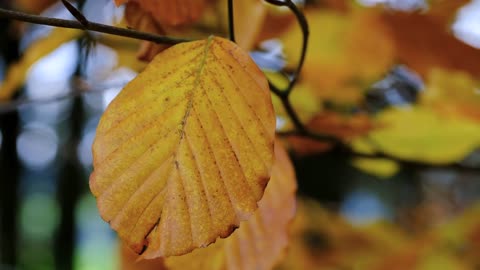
0;7;191;45
227;0;235;42
61;0;89;27
263;0;315;140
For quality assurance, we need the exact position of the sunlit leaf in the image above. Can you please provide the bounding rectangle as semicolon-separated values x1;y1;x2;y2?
351;158;399;179
164;141;297;270
355;106;480;164
0;27;82;100
90;36;276;258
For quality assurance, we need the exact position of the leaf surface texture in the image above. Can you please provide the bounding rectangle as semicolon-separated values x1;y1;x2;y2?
90;36;275;258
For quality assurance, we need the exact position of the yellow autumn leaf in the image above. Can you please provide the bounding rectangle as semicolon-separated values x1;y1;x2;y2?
352;158;399;179
0;27;82;100
164;141;297;270
356;106;480;164
90;36;276;258
280;8;394;104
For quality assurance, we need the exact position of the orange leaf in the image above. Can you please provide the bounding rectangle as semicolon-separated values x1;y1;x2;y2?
307;112;375;140
287;112;376;156
383;11;480;78
90;36;276;258
14;0;57;13
124;1;169;61
120;141;297;270
233;0;267;50
119;0;208;27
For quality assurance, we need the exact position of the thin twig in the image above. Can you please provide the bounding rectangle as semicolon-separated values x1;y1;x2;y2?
61;0;89;27
264;0;313;138
227;0;235;42
264;0;309;95
0;8;190;45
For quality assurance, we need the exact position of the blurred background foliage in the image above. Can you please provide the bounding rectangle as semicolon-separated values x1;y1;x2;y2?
1;0;480;269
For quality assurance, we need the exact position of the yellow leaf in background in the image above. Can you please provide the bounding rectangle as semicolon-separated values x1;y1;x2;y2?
90;37;276;258
359;107;480;164
0;27;82;100
164;141;297;270
280;8;394;104
351;140;399;178
352;158;399;179
421;68;480;123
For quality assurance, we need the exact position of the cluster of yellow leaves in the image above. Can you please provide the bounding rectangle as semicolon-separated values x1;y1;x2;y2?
277;199;480;270
270;1;480;177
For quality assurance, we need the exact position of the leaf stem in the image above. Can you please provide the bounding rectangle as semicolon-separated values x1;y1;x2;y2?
227;0;236;42
0;7;191;45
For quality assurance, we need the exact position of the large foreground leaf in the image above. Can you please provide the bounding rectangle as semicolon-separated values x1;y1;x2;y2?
90;36;276;258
